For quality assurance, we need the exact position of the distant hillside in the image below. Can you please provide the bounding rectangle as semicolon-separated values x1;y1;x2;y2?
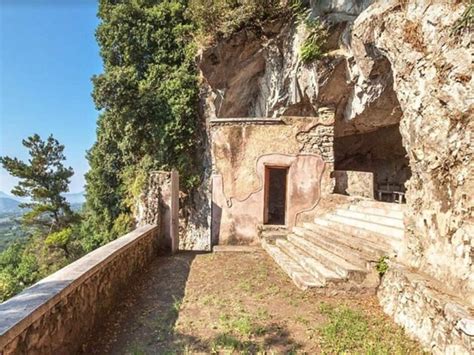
0;197;21;213
0;190;85;206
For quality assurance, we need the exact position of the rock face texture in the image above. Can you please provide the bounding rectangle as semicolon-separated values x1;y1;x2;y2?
351;0;473;302
197;0;473;351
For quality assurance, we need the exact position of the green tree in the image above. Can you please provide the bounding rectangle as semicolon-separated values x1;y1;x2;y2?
0;134;81;300
83;0;201;248
0;134;76;234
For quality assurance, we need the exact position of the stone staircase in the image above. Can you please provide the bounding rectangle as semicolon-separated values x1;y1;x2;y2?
261;199;404;291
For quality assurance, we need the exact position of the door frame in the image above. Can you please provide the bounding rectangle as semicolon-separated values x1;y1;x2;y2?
263;164;289;225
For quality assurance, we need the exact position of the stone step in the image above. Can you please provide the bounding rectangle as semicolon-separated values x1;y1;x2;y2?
301;223;388;259
348;204;404;220
356;199;404;211
276;238;343;285
294;227;374;269
324;214;404;240
286;234;367;282
313;217;401;251
261;240;323;290
296;224;373;267
335;209;404;229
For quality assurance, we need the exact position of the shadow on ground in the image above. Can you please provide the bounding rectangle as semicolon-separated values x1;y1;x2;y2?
81;251;421;354
81;252;200;354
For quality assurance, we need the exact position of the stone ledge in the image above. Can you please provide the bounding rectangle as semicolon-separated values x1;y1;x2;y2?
378;262;474;354
0;224;159;352
209;117;284;126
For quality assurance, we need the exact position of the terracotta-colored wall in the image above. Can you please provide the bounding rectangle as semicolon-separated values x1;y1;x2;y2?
210;113;334;245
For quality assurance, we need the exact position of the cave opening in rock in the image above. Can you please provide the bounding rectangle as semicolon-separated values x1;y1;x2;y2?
334;124;411;203
264;166;288;225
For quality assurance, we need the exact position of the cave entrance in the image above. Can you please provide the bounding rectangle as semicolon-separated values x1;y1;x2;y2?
264;166;288;225
334;124;411;203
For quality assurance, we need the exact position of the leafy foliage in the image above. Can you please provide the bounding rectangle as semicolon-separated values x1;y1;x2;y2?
300;18;328;64
187;0;281;40
0;135;80;300
0;242;39;302
376;256;389;276
84;0;201;247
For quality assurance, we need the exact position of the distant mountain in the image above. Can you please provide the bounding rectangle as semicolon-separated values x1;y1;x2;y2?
0;191;85;211
0;191;17;200
0;197;21;213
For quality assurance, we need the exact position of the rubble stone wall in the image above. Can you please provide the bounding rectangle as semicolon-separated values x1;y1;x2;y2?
0;225;160;355
378;263;473;355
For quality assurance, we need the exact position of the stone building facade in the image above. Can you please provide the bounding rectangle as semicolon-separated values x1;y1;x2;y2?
210;112;335;245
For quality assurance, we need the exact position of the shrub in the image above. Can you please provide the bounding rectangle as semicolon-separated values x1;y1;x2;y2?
376;256;389;276
187;0;296;42
300;18;328;63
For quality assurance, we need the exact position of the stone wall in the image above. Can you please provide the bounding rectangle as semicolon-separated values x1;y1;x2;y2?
137;171;194;252
333;170;374;199
0;225;160;354
378;263;473;355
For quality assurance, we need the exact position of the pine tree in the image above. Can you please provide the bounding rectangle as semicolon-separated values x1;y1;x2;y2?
0;134;76;235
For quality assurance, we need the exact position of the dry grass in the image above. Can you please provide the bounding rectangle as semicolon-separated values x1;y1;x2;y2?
83;251;424;354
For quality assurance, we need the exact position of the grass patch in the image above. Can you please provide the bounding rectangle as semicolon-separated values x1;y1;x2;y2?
318;303;423;354
219;313;254;336
210;332;260;353
127;343;146;355
238;279;253;292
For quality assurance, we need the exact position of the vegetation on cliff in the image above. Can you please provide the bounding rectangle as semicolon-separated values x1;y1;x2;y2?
82;0;301;250
82;0;200;250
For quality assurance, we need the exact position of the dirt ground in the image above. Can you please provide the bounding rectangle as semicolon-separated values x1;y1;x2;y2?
82;251;423;354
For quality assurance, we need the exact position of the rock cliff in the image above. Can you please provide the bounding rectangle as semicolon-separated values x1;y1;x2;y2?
198;0;473;304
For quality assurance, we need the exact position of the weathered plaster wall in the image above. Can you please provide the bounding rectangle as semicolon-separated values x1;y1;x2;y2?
0;225;160;355
211;112;334;245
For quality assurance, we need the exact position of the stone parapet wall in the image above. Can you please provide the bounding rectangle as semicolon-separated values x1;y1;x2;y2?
378;263;473;355
0;225;159;354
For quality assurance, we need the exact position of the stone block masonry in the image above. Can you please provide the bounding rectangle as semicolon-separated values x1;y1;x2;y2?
378;263;473;355
0;225;159;355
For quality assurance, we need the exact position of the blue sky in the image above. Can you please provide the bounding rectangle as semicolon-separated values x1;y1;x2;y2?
0;1;101;194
